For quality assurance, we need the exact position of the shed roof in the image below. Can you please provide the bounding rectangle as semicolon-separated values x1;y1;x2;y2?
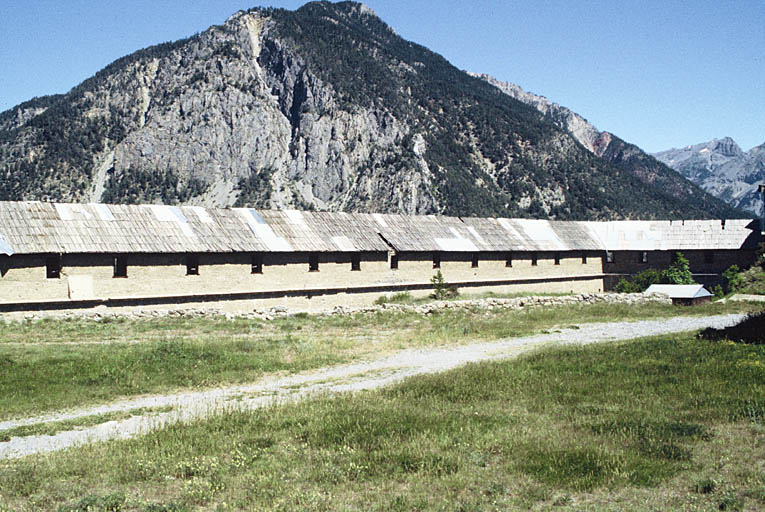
0;201;758;256
644;284;713;299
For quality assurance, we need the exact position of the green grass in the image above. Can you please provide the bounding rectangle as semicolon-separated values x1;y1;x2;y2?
0;300;761;420
373;289;570;305
0;331;763;511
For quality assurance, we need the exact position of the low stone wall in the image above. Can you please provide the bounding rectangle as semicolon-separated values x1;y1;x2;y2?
2;293;671;323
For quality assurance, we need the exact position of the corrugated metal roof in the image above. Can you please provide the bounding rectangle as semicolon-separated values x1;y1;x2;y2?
0;201;758;255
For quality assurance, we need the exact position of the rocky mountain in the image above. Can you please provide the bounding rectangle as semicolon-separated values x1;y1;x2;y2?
471;73;743;220
0;1;740;220
653;138;765;216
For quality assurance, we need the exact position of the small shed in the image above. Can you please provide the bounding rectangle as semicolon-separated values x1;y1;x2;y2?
644;284;713;306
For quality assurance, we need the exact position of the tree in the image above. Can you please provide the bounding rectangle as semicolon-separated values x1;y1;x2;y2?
722;265;742;294
663;252;694;285
430;270;457;300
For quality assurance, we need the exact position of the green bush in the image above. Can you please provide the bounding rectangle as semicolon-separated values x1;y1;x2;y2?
615;268;664;293
616;253;695;292
664;252;694;285
723;265;743;294
374;292;414;305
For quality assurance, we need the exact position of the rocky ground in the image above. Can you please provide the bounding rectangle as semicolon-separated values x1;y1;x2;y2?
1;292;671;323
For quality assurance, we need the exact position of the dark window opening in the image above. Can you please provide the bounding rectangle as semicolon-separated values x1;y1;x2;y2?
471;254;479;268
351;254;361;271
531;253;538;266
505;252;512;267
581;252;587;264
432;252;441;269
704;251;714;264
554;253;561;265
113;255;128;278
251;254;263;274
46;255;61;279
309;254;319;272
606;251;614;263
390;254;399;270
186;254;199;276
640;252;647;264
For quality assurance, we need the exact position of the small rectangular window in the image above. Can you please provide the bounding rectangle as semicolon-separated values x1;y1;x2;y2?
554;252;561;265
704;251;714;264
251;254;263;274
186;254;199;275
640;252;647;264
351;254;361;271
113;255;128;278
309;254;319;272
505;252;513;267
471;254;479;268
432;252;441;269
531;252;538;266
390;254;399;270
606;251;614;264
581;252;587;264
46;255;61;279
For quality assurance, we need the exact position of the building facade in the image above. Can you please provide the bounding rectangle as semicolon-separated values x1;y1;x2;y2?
0;202;759;310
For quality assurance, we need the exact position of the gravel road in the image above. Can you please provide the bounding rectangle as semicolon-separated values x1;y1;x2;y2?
0;313;746;460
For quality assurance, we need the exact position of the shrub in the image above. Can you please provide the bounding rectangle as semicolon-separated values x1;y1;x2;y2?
615;268;664;293
615;254;695;292
723;265;743;294
430;271;458;300
374;292;413;305
664;252;694;285
694;477;717;494
698;311;765;345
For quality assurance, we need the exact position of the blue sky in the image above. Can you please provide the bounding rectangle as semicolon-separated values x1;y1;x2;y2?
1;0;763;153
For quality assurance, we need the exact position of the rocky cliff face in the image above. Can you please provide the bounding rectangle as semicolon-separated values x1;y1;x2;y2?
0;1;740;220
470;73;605;155
654;138;765;215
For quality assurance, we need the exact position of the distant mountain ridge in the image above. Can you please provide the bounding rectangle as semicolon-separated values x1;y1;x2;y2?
0;1;740;220
653;138;765;215
470;73;751;222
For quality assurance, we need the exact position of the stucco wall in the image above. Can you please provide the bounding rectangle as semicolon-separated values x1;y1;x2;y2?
0;250;606;306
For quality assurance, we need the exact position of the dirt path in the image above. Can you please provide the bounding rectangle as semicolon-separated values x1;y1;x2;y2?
0;313;745;460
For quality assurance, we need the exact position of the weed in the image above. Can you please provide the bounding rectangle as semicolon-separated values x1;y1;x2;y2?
143;504;188;512
718;492;744;511
57;491;125;512
374;292;414;305
694;477;718;494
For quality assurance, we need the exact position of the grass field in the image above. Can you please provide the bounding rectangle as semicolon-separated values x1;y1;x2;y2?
0;300;760;420
1;300;764;511
0;328;763;511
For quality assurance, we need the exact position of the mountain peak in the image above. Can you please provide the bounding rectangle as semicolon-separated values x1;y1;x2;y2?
711;137;743;157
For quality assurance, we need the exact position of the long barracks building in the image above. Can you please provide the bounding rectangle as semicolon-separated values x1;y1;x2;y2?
0;201;759;311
